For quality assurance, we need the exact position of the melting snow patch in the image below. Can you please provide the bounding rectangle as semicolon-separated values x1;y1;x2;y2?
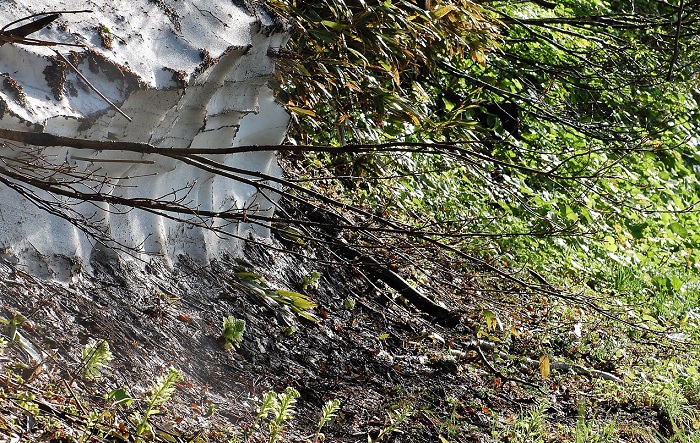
0;1;290;277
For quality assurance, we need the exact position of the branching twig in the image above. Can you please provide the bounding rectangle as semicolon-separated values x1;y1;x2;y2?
667;0;686;81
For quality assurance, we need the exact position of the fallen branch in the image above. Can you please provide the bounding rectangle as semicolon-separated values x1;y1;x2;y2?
465;339;621;383
302;205;460;325
338;240;459;325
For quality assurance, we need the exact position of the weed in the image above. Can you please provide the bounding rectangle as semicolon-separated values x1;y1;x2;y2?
343;296;356;310
313;398;341;442
14;391;39;415
491;402;547;443
133;367;182;441
658;385;700;439
235;271;318;322
107;387;133;407
1;313;26;341
300;270;322;291
252;387;300;443
81;340;112;381
438;397;468;441
371;404;414;442
269;387;300;443
221;316;246;350
574;404;617;443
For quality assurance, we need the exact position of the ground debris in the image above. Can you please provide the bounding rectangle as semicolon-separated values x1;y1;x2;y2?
0;237;667;442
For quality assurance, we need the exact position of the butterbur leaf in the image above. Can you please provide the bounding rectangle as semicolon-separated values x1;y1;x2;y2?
539;355;550;379
108;388;132;407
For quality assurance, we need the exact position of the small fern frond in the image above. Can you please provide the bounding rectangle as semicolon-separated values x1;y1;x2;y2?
146;367;182;408
256;391;279;423
221;316;246;349
317;398;340;434
274;387;300;425
136;367;183;439
81;340;113;381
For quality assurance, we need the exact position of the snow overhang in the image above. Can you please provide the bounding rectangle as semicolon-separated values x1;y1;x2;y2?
0;1;290;277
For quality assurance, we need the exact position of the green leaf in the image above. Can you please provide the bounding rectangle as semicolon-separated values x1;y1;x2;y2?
602;235;618;252
275;290;318;309
629;222;649;239
235;272;262;281
107;388;132;407
288;106;321;118
668;222;688;238
321;20;348;31
432;5;456;19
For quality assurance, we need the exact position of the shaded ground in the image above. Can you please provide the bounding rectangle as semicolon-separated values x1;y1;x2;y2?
0;216;667;442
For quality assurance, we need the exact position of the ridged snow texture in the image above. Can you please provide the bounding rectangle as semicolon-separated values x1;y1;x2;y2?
0;1;290;277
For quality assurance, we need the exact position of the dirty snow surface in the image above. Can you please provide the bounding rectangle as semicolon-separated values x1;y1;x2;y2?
0;0;289;274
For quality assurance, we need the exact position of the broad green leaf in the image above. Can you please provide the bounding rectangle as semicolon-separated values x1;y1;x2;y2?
275;290;318;309
669;222;688;238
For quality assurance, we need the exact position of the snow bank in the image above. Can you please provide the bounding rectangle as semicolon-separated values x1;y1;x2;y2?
0;1;290;277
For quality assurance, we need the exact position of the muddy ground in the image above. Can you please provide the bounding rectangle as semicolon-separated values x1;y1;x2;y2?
0;212;665;442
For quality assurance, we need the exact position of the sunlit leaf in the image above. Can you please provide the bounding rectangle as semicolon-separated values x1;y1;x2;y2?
432;5;456;19
288;106;321;118
539;355;550;379
321;20;348;31
482;309;502;331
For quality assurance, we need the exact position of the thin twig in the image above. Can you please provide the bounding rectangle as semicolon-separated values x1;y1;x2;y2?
666;0;685;81
53;50;132;121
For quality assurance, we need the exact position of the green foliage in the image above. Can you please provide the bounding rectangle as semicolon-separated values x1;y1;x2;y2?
81;340;113;381
574;405;617;443
234;271;318;323
371;403;414;442
272;0;501;145
107;387;133;407
1;313;26;341
314;398;341;442
15;391;39;416
300;270;321;292
272;0;700;315
134;367;183;440
253;387;301;443
221;316;246;350
491;402;548;443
